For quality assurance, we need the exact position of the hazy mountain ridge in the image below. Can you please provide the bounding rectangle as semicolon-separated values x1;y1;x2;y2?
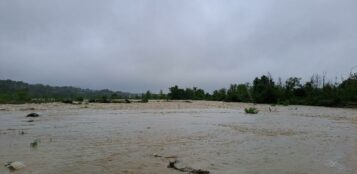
0;79;134;103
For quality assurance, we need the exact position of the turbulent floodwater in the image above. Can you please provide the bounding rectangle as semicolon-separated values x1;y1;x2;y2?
0;102;356;174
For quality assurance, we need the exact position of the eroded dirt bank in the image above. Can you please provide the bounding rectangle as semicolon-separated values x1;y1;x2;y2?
0;101;356;174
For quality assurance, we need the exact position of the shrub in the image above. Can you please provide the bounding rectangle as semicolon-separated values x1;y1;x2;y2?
30;139;40;148
244;107;258;114
62;99;73;104
278;100;289;106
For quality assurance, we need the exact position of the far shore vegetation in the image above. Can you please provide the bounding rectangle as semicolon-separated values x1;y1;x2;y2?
0;72;356;108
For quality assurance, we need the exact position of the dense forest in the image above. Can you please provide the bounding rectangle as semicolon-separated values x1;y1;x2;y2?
1;72;356;107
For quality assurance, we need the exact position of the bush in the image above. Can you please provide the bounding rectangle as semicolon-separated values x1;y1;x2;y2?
62;99;73;104
278;100;289;106
244;107;258;114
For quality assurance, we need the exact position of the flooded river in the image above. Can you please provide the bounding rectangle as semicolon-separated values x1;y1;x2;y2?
0;101;356;174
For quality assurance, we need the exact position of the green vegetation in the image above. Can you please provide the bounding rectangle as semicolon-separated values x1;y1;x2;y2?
0;79;135;104
1;72;356;108
244;107;259;114
167;73;357;107
140;91;150;103
168;86;209;100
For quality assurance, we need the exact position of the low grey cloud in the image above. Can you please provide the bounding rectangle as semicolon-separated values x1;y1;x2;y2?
1;0;356;92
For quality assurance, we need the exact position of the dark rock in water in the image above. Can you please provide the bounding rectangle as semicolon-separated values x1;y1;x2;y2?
26;113;39;117
167;159;177;169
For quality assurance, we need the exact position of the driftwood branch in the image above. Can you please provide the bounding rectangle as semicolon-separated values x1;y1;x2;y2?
167;159;210;174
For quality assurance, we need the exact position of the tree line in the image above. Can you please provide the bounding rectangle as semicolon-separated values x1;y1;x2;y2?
0;79;136;104
1;72;356;107
165;73;357;107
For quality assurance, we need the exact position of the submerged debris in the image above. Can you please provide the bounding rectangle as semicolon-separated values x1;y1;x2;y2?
4;161;25;171
26;113;39;117
268;107;278;112
153;154;209;174
152;153;178;159
167;159;210;174
30;139;40;148
20;107;36;111
153;153;161;157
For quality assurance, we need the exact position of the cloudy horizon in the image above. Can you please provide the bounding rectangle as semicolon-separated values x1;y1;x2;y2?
1;0;357;93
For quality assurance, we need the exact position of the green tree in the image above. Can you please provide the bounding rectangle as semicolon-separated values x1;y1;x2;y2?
252;75;278;103
236;84;251;102
168;85;185;100
212;88;226;101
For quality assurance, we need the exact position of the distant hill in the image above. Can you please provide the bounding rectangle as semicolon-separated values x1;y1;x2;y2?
0;79;136;103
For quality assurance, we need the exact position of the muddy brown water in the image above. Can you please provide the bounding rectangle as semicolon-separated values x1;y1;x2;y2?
0;103;356;174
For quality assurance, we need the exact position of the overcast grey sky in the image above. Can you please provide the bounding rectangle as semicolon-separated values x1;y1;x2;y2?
1;0;356;92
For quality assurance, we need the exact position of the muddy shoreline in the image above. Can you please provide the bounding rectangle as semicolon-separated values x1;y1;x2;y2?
0;101;356;174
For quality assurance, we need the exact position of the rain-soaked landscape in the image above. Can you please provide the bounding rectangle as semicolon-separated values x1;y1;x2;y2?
0;101;356;174
2;0;357;173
